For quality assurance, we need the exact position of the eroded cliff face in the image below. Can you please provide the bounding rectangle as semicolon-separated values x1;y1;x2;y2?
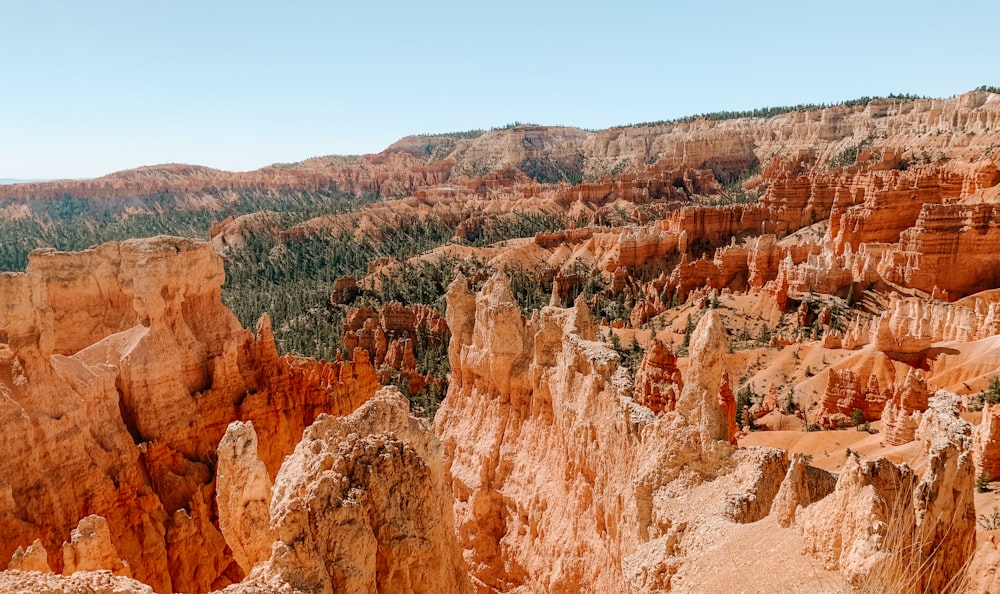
0;242;989;593
798;391;976;592
434;275;841;592
0;238;379;593
432;273;985;592
5;92;1000;593
220;388;471;594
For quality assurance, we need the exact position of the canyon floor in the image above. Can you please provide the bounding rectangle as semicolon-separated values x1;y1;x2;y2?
2;91;1000;592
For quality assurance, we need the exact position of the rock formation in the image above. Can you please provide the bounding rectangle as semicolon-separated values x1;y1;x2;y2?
7;540;51;574
3;91;999;209
633;339;682;414
816;368;887;426
723;448;789;524
878;202;1000;298
850;295;1000;353
215;422;274;575
814;349;927;427
0;152;453;201
880;369;930;446
222;388;471;594
770;454;838;528
975;402;1000;481
4;90;1000;592
0;238;379;593
61;516;131;578
676;310;731;446
434;275;772;592
341;301;447;396
799;391;975;591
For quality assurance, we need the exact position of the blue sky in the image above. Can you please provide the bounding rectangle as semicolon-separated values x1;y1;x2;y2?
1;1;997;179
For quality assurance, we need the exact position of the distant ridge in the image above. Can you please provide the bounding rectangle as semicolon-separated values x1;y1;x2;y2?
0;178;52;185
0;177;92;187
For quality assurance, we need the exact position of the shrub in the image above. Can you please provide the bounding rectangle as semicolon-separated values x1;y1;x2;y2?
736;385;756;428
986;377;1000;405
784;391;797;413
978;507;1000;530
828;137;872;168
978;472;992;494
969;377;1000;412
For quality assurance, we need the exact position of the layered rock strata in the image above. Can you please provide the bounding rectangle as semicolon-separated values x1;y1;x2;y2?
219;388;471;594
4;92;1000;206
341;301;448;395
0;238;379;593
435;274;747;592
798;391;976;591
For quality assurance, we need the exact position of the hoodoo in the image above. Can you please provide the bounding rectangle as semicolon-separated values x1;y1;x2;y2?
4;90;1000;592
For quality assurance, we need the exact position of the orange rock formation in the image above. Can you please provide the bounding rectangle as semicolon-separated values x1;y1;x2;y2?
975;403;1000;481
218;388;471;594
798;391;975;592
341;301;447;395
0;238;379;592
633;339;682;414
5;90;1000;591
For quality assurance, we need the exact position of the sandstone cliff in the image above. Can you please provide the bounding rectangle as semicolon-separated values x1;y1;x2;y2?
434;276;842;592
798;391;976;592
0;238;379;593
219;388;471;594
4;91;1000;593
2;238;992;592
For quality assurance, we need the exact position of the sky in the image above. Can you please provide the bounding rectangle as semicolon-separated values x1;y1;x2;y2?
1;0;997;179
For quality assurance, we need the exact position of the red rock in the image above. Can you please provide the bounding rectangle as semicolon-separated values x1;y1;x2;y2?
877;202;1000;298
329;276;360;304
975;403;1000;481
0;238;380;592
61;516;131;578
435;276;737;592
634;339;682;414
3;91;1000;592
880;369;931;446
629;299;660;328
753;385;780;419
8;540;51;573
816;370;864;427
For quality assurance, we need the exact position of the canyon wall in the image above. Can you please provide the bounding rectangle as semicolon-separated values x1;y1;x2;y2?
4;92;999;208
3;91;1000;592
0;243;987;592
433;275;849;592
0;238;379;592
